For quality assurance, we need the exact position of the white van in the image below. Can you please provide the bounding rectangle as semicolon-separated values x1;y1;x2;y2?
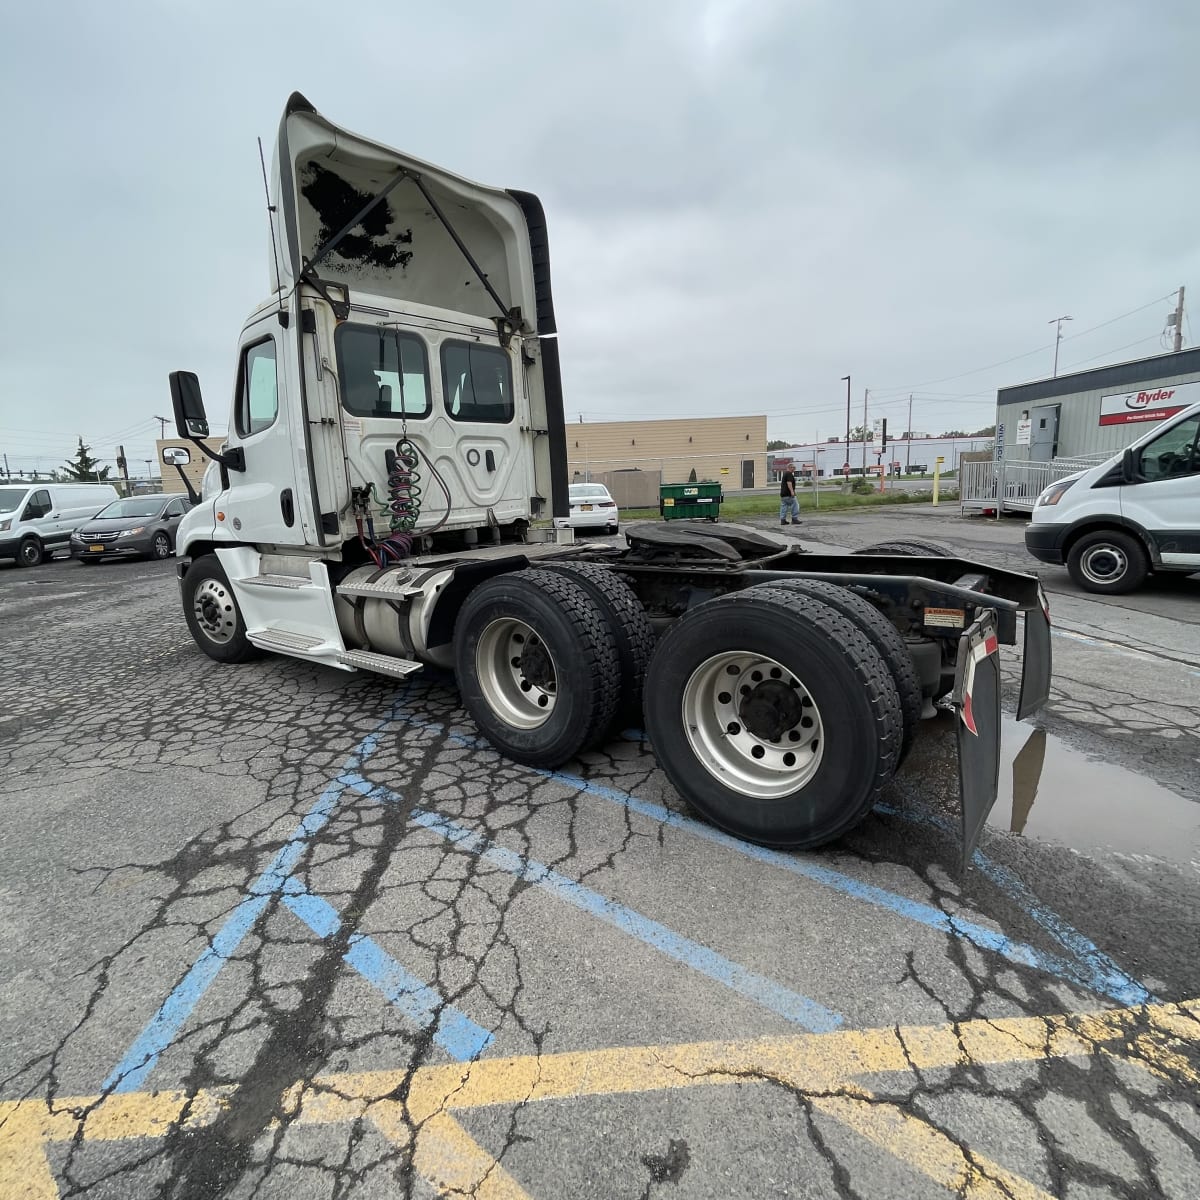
0;482;120;567
1025;401;1200;593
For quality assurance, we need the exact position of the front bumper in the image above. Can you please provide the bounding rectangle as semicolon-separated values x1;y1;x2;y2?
71;534;155;559
0;534;20;561
1023;522;1068;565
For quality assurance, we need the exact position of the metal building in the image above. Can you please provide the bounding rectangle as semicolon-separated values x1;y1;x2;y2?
962;347;1200;515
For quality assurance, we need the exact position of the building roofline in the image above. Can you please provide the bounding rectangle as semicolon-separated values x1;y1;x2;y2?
997;347;1200;408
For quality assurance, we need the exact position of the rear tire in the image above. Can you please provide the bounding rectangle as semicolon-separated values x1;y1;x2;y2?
17;537;44;567
853;539;953;557
541;559;655;731
1066;529;1147;594
643;586;903;849
454;568;621;768
182;554;262;663
753;578;923;765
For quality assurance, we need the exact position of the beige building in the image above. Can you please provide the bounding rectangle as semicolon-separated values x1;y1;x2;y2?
567;416;769;500
156;437;225;496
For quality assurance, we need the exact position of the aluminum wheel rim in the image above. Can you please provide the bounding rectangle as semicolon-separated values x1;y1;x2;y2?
193;577;237;645
154;534;171;558
682;651;824;798
1080;544;1126;586
475;617;557;730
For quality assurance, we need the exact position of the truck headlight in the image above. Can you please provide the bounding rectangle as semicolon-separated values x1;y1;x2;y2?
1036;479;1075;507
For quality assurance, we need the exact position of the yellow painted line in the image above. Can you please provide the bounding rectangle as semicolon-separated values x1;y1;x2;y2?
2;998;1195;1199
812;1093;1054;1200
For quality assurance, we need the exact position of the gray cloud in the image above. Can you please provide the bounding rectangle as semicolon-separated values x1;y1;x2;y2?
1;0;1197;476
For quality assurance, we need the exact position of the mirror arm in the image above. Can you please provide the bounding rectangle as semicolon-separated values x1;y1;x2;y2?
187;436;245;473
172;464;201;506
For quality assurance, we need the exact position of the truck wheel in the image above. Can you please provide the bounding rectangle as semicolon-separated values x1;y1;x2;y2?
754;579;923;765
853;539;952;557
182;554;263;664
541;559;655;730
643;586;903;849
1066;530;1147;594
454;568;621;767
17;537;44;567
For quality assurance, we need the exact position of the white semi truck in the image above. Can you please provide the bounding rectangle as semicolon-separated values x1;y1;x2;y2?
164;94;1052;866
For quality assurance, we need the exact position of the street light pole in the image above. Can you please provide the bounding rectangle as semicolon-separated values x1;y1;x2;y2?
841;375;851;485
1048;315;1073;377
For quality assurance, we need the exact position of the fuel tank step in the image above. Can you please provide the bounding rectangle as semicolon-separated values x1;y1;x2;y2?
240;573;313;589
335;649;424;679
248;628;328;654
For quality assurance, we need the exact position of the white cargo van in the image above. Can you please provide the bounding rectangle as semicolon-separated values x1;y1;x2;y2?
1025;401;1200;593
0;482;120;567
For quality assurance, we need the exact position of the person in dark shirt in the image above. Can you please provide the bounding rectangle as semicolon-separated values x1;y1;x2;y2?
779;469;800;524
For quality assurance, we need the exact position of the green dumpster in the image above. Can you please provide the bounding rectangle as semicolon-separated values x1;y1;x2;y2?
660;480;723;521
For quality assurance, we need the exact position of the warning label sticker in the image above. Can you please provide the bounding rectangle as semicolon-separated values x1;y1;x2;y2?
924;607;966;629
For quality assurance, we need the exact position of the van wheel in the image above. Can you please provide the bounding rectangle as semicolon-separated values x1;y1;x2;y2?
1067;530;1147;594
643;585;903;849
17;537;44;568
454;568;621;767
182;554;262;663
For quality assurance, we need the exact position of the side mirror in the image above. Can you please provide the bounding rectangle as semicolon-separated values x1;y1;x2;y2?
1121;447;1136;484
162;446;192;467
169;371;209;438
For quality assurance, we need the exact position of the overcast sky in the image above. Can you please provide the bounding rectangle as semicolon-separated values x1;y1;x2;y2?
2;0;1197;476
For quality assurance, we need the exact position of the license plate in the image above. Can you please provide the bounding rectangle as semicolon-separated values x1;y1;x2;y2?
88;544;105;552
580;504;593;511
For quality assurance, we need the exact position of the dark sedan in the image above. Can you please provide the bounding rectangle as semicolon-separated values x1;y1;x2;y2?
71;495;192;563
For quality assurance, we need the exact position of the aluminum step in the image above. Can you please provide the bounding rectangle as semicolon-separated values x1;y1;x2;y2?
337;577;420;600
335;649;423;679
240;573;313;589
249;628;327;654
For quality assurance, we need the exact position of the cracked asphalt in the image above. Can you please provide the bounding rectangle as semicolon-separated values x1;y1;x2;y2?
1;514;1198;1199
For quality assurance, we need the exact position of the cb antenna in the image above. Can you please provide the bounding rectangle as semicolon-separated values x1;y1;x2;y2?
258;137;286;322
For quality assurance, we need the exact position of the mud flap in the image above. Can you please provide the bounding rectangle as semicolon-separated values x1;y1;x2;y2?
1017;581;1052;720
953;610;1002;870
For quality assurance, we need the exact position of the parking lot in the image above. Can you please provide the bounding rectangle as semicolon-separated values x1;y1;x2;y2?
1;510;1198;1199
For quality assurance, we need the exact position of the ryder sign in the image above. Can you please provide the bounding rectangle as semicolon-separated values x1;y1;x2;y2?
1098;379;1198;427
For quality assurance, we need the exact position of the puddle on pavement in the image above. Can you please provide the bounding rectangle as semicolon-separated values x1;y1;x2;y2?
991;716;1200;864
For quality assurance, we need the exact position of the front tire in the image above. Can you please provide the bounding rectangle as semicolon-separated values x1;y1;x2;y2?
151;532;172;560
182;554;262;663
17;537;44;567
643;586;903;849
1066;529;1147;594
454;568;621;767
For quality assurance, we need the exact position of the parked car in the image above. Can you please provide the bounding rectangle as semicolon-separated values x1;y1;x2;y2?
71;494;193;563
567;483;620;533
1025;400;1200;593
0;482;120;567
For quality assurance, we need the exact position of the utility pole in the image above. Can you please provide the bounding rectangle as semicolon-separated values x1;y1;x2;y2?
906;394;913;473
841;375;851;487
1048;314;1073;377
154;414;170;439
117;445;132;497
2;452;8;479
1170;286;1185;353
861;387;869;473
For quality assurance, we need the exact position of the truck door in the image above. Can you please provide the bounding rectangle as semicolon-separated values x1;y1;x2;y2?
1122;410;1200;569
218;313;307;546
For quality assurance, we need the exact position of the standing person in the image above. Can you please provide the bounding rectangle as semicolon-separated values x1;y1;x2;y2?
779;467;800;525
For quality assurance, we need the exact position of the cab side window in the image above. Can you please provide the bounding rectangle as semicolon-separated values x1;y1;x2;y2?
1139;415;1200;482
23;490;52;520
236;339;279;437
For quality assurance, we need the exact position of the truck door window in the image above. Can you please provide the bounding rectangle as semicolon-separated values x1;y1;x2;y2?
236;339;279;436
1138;414;1200;481
336;325;431;418
441;341;513;423
23;490;52;519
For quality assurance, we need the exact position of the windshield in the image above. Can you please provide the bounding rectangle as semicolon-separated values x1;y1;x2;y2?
94;498;164;519
0;487;29;512
569;485;610;500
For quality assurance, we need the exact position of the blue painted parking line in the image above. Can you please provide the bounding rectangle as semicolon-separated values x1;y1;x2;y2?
390;703;1152;1007
337;772;843;1034
279;881;492;1061
106;721;422;1093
